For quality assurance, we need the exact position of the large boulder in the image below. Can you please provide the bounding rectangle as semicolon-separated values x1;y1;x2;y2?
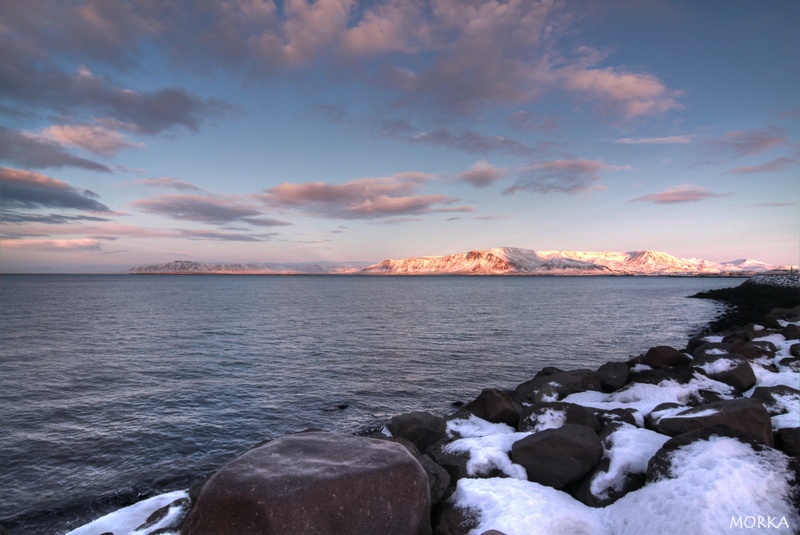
464;389;521;428
596;361;629;393
640;346;692;368
389;412;447;454
692;353;756;392
183;431;432;535
510;424;603;489
653;398;773;446
514;369;601;404
517;402;601;433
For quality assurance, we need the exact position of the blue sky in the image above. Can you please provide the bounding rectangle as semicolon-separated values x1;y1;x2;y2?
1;0;798;272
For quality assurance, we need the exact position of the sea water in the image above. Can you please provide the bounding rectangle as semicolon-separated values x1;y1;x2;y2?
0;274;738;534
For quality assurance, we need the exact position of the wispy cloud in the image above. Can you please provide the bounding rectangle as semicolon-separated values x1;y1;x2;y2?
380;120;548;156
0;211;111;224
613;135;694;145
706;127;787;157
259;172;471;219
726;157;798;174
133;177;204;192
627;184;726;204
505;159;626;195
0;167;110;212
178;229;279;242
1;237;115;251
131;193;284;225
458;160;507;188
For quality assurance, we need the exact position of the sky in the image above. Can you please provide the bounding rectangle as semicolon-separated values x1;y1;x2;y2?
1;0;798;273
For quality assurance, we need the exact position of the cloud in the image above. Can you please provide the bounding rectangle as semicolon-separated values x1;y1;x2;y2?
130;194;267;224
561;66;683;119
1;64;234;135
259;172;471;219
0;167;110;211
0;211;111;224
707;127;788;157
0;127;111;172
726;157;799;174
627;184;726;204
43;124;143;155
458;160;506;188
380;120;547;156
133;177;204;191
754;202;796;207
507;111;559;132
613;135;694;144
240;217;293;227
1;237;115;251
505;159;623;194
178;229;278;242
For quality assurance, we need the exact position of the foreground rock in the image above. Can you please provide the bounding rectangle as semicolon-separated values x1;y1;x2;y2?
183;431;431;535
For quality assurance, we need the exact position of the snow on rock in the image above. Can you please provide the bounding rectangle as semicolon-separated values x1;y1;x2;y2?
443;431;531;479
450;478;609;535
450;436;799;535
446;414;517;439
65;490;189;535
589;424;670;501
745;273;800;289
563;375;735;418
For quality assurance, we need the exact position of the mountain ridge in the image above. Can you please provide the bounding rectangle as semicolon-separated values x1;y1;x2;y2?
129;248;788;276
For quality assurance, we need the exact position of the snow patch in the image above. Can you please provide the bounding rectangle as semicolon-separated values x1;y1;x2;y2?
66;490;188;535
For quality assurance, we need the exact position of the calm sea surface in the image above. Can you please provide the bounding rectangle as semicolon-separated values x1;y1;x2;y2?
0;274;739;534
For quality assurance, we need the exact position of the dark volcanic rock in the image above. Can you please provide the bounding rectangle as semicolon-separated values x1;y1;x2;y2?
183;431;431;535
776;428;800;456
464;388;521;428
597;361;629;393
749;385;800;416
517;402;601;432
389;411;447;454
626;365;695;386
418;454;451;506
510;424;603;489
653;398;773;446
692;353;756;392
640;346;692;368
514;369;601;404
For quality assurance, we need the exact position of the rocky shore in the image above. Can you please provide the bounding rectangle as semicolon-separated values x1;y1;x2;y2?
66;276;800;535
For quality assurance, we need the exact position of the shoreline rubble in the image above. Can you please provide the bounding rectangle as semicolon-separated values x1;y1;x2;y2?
62;275;800;535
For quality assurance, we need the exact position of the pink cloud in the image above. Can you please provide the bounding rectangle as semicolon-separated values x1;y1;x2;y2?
0;167;110;212
2;237;114;251
627;184;726;204
708;127;787;157
43;124;143;155
726;157;799;174
133;177;204;191
562;67;683;119
458;160;506;188
259;172;470;219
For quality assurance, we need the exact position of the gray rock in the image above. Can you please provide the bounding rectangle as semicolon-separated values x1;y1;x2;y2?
776;428;800;456
183;431;431;535
418;454;451;506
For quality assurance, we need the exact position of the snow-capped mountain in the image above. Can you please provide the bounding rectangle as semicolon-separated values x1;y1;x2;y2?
128;260;366;275
361;248;779;276
129;249;782;276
